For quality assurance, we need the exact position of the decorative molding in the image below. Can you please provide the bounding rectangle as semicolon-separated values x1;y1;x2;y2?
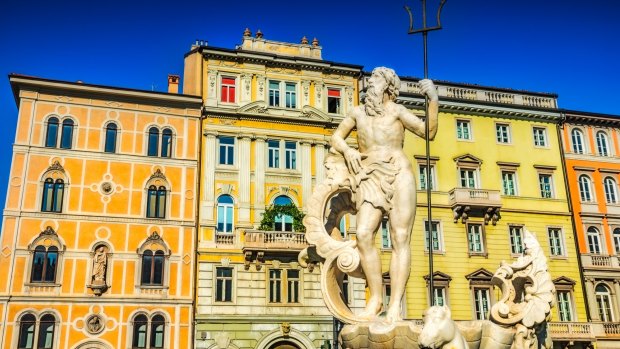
47;160;65;173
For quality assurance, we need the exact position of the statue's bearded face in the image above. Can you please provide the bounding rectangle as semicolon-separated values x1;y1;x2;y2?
365;73;387;117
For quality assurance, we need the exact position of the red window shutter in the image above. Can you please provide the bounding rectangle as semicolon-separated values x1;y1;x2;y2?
328;89;341;97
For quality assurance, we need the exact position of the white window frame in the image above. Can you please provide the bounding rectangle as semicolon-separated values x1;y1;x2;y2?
509;225;524;255
284;141;297;170
268;268;302;304
596;131;611;156
571;128;586;154
218;136;235;166
473;288;491;320
214;266;234;303
613;227;620;255
433;286;447;307
587;226;602;254
533;127;548;147
216;196;234;234
501;171;518;196
267;139;280;168
419;164;436;190
538;173;554;199
578;175;594;202
267;80;298;109
596;284;615;322
219;75;238;105
459;167;479;189
266;140;297;171
327;87;342;114
604;176;619;204
424;220;443;253
467;223;485;255
456;119;472;140
556;290;574;322
547;227;565;257
380;218;391;249
495;123;511;144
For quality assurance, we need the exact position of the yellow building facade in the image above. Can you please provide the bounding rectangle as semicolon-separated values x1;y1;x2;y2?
0;75;201;349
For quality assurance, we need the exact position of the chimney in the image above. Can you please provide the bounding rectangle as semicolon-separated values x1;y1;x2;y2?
167;74;180;94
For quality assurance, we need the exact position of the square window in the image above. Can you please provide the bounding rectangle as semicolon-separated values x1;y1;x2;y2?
456;120;472;140
496;124;511;143
533;127;547;147
218;136;235;165
548;228;565;256
327;88;341;114
502;171;517;196
221;77;236;103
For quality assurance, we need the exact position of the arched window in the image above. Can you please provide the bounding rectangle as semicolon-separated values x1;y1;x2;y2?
60;119;74;149
571;129;585;154
104;123;118;153
17;314;36;349
160;129;173;158
578;175;593;202
41;178;64;212
614;228;620;255
273;195;293;232
141;250;165;285
147;127;159;157
605;177;618;204
31;246;58;283
597;131;610;156
587;227;602;254
132;314;148;348
146;185;166;219
37;314;55;349
150;315;165;348
596;284;614;322
45;117;59;148
217;195;234;233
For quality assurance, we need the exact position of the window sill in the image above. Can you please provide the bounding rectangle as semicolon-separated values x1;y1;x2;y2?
267;302;301;306
456;138;474;142
137;285;169;290
25;282;61;287
468;252;488;258
424;251;445;255
549;255;568;260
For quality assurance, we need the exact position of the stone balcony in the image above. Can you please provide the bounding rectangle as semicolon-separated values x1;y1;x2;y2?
548;322;595;341
242;230;308;270
448;188;502;225
581;254;620;269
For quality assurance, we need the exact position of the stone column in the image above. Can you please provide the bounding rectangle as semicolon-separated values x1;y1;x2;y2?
254;136;266;225
240;73;252;104
613;280;620;321
202;131;218;223
315;141;327;185
300;141;312;210
238;134;252;225
585;278;600;321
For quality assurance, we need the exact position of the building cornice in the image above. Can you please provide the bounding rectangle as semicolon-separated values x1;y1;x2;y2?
203;107;342;128
3;210;197;227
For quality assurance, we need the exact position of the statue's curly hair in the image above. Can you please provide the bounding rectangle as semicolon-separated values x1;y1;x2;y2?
371;67;400;100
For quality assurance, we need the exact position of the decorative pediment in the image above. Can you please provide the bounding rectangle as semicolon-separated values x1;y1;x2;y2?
149;169;167;182
138;231;170;255
28;226;65;251
465;268;494;284
553;276;576;290
423;271;452;286
236;101;268;114
300;105;330;121
48;161;65;173
453;153;482;166
41;226;58;236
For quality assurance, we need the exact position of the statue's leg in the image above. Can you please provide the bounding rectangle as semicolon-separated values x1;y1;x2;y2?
386;175;416;322
355;203;383;319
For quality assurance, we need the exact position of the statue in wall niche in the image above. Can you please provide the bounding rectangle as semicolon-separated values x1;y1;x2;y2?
89;245;109;295
300;66;438;323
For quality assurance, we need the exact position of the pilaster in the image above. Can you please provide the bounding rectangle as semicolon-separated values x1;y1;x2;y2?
256;75;266;102
206;70;218;107
238;135;252;225
315;141;327;185
241;73;252;104
300;141;312;210
301;81;311;107
314;81;324;110
201;131;218;223
254;136;266;224
585;277;600;321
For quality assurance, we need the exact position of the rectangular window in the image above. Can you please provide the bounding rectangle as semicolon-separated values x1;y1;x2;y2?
269;80;280;107
219;136;235;165
419;164;435;190
467;223;485;254
327;88;341;114
557;291;573;321
473;288;491;320
221;77;236;103
215;267;233;302
383;283;391;311
269;269;282;303
548;228;564;256
456;120;471;140
424;220;442;252
287;269;300;303
433;287;446;306
285;141;297;169
381;218;391;249
285;83;297;108
509;226;524;254
496;124;511;143
460;168;477;188
502;171;517;196
539;174;553;198
533;127;547;147
268;140;280;168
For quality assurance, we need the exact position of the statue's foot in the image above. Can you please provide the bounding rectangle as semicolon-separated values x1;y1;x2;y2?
357;299;382;321
385;307;402;323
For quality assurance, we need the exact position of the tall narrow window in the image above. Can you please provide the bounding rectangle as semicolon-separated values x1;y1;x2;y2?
269;80;280;107
31;246;58;283
424;220;441;252
141;250;165;286
221;77;236;103
587;227;602;254
596;284;614;322
496;124;510;143
150;315;165;349
605;177;618;204
287;269;300;303
467;224;484;254
557;291;573;321
45;117;59;148
18;314;36;349
327;88;341;114
146;185;167;219
578;175;593;202
160;129;172;158
215;267;233;302
614;228;620;255
548;228;564;256
459;168;477;188
274;196;294;231
502;171;516;196
218;136;235;165
419;164;435;190
285;83;297;108
284;141;297;169
60;119;74;149
37;314;55;349
433;287;446;306
132;314;148;349
41;178;64;213
539;174;553;198
571;129;585;154
596;131;610;156
147;127;159;157
217;195;234;233
269;269;282;303
509;226;524;254
456;120;471;140
533;127;547;147
267;140;280;168
104;123;118;153
473;288;490;320
381;218;391;249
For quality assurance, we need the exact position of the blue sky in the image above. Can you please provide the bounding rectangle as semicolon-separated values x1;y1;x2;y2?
0;0;618;217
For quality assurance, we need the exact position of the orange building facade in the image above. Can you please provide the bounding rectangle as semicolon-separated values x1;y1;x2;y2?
0;75;202;349
562;110;620;348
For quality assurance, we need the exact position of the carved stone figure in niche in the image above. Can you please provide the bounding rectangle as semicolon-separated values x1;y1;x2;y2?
331;67;438;321
89;245;109;296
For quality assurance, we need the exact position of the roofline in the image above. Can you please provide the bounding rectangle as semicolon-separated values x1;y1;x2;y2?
562;108;620;126
8;74;203;108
